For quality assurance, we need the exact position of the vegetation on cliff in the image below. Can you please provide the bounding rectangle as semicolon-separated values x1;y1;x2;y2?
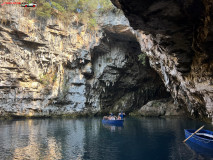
138;53;147;66
36;0;114;30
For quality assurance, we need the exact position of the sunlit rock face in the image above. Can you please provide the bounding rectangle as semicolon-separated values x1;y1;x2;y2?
0;6;100;116
0;6;170;117
111;0;213;121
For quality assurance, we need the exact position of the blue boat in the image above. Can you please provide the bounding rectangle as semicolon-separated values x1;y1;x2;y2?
186;140;213;157
102;119;124;126
184;129;213;150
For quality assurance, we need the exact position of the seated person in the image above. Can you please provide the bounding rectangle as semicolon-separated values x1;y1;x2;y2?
117;116;121;120
111;116;115;120
103;116;108;120
119;111;125;119
108;115;112;120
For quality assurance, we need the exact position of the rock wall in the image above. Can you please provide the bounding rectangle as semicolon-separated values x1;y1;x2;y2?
0;5;169;117
111;0;213;122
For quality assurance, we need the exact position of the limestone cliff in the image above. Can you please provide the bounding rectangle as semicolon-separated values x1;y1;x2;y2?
111;0;213;122
0;5;169;117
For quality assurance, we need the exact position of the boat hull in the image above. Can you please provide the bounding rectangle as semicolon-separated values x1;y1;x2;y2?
184;129;213;150
102;119;124;126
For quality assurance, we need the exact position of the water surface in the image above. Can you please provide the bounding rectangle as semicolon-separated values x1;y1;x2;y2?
0;117;213;160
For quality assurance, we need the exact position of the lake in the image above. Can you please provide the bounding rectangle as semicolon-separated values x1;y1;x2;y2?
0;117;213;160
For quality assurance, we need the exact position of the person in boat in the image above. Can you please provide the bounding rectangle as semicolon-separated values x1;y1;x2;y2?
103;113;111;120
109;113;116;120
103;116;108;120
103;113;117;120
118;111;125;119
117;115;121;120
111;116;115;120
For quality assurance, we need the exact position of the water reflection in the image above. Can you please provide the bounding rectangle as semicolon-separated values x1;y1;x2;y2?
0;119;87;160
102;124;123;132
0;117;212;160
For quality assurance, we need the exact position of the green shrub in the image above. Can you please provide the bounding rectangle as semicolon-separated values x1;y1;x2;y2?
88;18;97;30
39;71;57;85
39;74;49;85
138;53;147;65
52;2;65;13
99;0;114;13
36;2;52;18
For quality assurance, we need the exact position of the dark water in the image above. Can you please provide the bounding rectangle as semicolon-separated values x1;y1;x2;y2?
0;117;213;160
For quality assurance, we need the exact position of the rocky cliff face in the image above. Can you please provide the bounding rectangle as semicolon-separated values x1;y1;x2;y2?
0;6;170;117
111;0;213;121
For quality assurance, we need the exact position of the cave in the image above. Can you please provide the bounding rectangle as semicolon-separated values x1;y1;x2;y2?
87;25;170;113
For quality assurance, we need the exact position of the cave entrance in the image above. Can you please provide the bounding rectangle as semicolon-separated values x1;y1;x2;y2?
88;26;170;113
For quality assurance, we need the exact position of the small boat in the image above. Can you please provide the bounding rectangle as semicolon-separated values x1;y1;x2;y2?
186;140;213;157
184;129;213;149
102;119;124;126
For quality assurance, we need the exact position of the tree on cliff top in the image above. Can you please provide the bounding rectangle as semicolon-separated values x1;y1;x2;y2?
35;0;114;30
36;2;52;18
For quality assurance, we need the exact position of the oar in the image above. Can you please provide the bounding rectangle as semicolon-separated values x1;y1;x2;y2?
183;125;205;143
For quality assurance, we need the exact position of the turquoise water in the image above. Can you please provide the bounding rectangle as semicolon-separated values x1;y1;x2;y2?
0;117;213;160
